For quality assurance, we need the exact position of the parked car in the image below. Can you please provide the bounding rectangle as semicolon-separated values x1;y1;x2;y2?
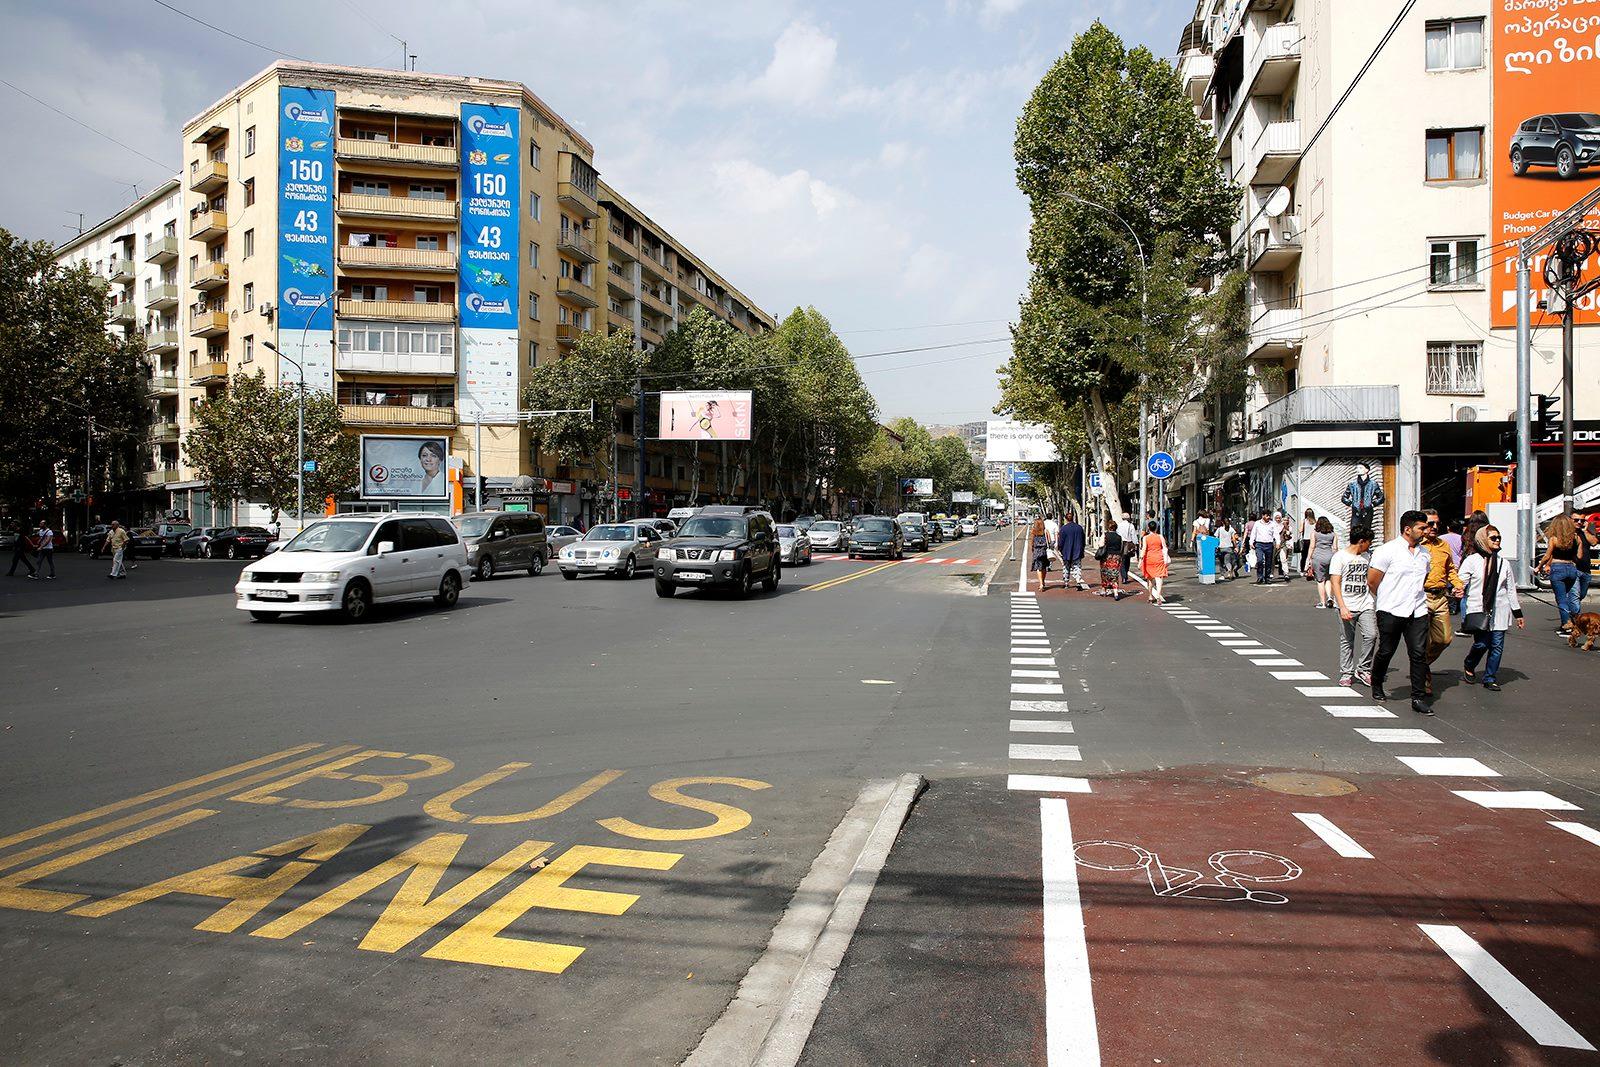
1511;112;1600;180
148;522;193;556
453;511;549;579
546;524;583;555
122;527;165;559
960;517;979;536
178;527;222;558
849;516;904;560
654;510;780;597
558;523;660;579
206;526;275;560
900;521;929;552
807;520;845;551
236;514;469;622
776;524;813;565
79;524;111;556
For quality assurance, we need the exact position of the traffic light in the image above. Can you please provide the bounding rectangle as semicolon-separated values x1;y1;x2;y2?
1536;393;1559;428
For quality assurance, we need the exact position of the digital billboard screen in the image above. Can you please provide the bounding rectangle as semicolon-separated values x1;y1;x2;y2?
658;390;753;441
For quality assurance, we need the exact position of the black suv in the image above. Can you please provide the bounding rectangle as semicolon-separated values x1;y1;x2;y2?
654;507;780;597
1511;113;1600;179
848;516;904;560
900;521;929;552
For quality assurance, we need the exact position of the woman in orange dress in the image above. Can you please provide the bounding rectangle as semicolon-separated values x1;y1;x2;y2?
1140;521;1170;604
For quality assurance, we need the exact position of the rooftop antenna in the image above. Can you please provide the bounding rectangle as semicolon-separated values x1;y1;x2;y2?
409;53;417;71
63;210;84;236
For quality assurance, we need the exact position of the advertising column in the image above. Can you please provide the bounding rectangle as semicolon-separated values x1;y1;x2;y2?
458;103;521;423
276;87;336;394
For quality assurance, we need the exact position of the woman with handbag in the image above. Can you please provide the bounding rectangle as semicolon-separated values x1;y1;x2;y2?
1458;524;1524;692
1096;525;1125;600
1029;518;1052;593
1140;521;1170;604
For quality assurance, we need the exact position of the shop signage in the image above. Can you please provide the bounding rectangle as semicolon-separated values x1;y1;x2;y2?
1217;428;1397;470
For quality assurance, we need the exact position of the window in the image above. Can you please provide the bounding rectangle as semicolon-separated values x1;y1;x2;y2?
529;242;539;268
243;179;255;207
163;220;176;238
337;382;454;408
1428;238;1482;288
353;128;389;142
529;193;541;220
243;282;254;312
1425;18;1484;70
352;179;391;196
415;234;441;251
243;228;254;258
351;284;388;301
528;340;539;366
1425;128;1482;181
1426;341;1483;394
243;335;254;363
409;183;447;200
245;126;256;156
335;322;455;358
528;293;539;320
529;140;541;169
413;286;440;302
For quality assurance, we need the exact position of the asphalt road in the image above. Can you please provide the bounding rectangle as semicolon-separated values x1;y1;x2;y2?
0;532;1013;1065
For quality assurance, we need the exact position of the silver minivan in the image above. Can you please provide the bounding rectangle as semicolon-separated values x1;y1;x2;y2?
453;511;550;580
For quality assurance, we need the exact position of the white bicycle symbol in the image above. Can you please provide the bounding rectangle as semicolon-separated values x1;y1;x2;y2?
1074;840;1302;905
1150;456;1174;476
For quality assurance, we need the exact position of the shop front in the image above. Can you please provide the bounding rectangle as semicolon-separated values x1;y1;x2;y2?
1199;426;1400;538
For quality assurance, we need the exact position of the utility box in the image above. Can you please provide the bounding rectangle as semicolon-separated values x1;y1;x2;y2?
1197;534;1219;585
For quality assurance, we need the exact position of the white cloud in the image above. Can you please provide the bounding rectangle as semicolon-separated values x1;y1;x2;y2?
747;20;838;103
878;140;921;168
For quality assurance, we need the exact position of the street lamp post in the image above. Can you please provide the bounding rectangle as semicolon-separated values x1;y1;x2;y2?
262;291;330;532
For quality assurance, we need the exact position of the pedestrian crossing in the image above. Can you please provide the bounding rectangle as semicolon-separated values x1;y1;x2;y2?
810;554;988;565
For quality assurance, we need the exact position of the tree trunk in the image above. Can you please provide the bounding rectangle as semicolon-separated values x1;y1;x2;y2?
1084;390;1127;525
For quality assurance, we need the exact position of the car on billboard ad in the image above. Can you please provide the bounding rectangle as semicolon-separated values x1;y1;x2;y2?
361;436;450;500
658;390;753;441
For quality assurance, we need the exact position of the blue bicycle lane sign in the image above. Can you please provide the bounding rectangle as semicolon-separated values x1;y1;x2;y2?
1147;451;1176;480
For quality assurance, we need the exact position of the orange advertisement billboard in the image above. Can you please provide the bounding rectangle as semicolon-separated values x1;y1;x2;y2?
1491;2;1600;328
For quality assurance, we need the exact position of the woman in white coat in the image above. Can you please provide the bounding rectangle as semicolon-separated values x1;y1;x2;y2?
1458;524;1524;692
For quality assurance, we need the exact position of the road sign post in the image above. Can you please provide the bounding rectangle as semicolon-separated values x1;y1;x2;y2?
1147;452;1175;481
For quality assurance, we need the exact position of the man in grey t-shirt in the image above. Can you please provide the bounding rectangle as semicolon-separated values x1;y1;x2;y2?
1330;524;1376;685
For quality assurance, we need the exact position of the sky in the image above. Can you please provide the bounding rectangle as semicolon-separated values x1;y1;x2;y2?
0;0;1191;424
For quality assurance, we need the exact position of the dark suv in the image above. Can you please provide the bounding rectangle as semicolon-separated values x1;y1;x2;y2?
1511;113;1600;179
654;507;780;597
848;516;904;560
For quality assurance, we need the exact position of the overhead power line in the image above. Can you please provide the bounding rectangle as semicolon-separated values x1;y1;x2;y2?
149;0;308;60
0;78;175;174
838;318;1010;335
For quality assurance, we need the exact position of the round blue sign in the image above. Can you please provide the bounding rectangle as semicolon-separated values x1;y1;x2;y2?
1147;451;1176;480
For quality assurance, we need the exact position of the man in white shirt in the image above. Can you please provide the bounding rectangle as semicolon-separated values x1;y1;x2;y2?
1250;508;1278;584
1366;510;1434;714
1330;523;1376;686
1116;512;1137;582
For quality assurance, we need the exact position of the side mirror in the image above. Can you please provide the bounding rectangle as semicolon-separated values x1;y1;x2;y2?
377;540;396;555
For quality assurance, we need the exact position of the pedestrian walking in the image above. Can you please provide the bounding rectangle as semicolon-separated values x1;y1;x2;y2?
1029;518;1052;593
1140;521;1170;604
1096;525;1125;600
105;520;131;579
1276;511;1295;580
1307;515;1338;607
1331;524;1377;686
1420;509;1462;693
1058;511;1087;591
1216;518;1237;579
1367;510;1435;715
1538;513;1583;637
1458;524;1524;692
7;520;37;578
1250;509;1278;584
34;521;56;579
1576;514;1597;608
1116;512;1137;590
1297;507;1316;574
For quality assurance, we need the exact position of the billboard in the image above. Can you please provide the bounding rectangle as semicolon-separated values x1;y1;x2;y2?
361;436;451;500
986;420;1060;463
952;490;976;503
901;477;934;496
658;390;753;440
277;86;336;394
1491;3;1600;327
458;103;522;422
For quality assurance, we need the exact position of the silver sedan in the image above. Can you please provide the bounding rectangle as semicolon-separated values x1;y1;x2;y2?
558;524;660;580
777;524;813;565
807;520;845;551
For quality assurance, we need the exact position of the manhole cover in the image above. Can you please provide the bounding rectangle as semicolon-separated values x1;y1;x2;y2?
1249;771;1358;797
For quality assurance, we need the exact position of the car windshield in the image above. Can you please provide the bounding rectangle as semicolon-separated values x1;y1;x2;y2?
679;516;745;538
856;519;894;534
1556;113;1600;128
586;525;636;541
813;521;841;532
454;517;494;538
777;526;797;538
283;522;372;553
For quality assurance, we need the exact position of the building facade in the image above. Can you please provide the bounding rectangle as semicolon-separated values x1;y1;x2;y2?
1173;0;1598;538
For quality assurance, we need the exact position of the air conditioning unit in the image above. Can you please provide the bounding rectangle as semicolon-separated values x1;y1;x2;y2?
1452;404;1490;423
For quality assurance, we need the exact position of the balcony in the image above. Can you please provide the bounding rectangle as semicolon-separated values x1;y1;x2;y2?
639;322;665;347
146;329;180;353
145;468;182;487
190;158;228;194
337;192;459;222
108;299;137;324
108;258;136;283
146;283;181;309
189;210;227;241
191;261;229;291
145;235;180;263
338;297;455;322
336;138;458;169
190;310;229;337
1245;23;1302;99
1257;386;1400;436
1248;214;1302;273
557;228;598;263
607;226;638;261
336;347;455;375
606;267;634;297
1247;120;1301;185
147;375;180;396
557;153;601;219
338;245;457;273
150;420;180;443
1180;50;1214;109
191;357;229;383
555;323;583;346
556;277;598;308
339;403;458;427
1246;306;1304;361
639;287;672;317
607;309;632;332
639;250;671;279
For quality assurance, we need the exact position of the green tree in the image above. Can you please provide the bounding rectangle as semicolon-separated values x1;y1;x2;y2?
184;371;358;523
766;307;878;511
520;327;641;479
1003;21;1244;521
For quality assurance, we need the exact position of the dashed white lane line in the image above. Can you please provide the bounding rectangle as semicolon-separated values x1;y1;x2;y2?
1039;797;1102;1066
1014;774;1092;793
1272;670;1328;680
1298;685;1360;697
1418;924;1595;1051
1013;669;1063;679
1324;704;1397;718
1396;756;1500;777
1292;813;1374;859
1011;743;1083;761
1220;641;1266;648
1453;790;1580;810
1354;728;1441;744
1207;631;1250;638
1012;699;1071;713
1236;647;1283;656
1013;682;1067;694
1013;657;1059;666
1252;658;1304;666
1011;719;1075;733
1548;821;1600;848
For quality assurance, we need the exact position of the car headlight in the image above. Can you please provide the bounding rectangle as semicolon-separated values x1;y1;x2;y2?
301;570;342;583
716;549;740;562
659;547;676;560
239;569;255;581
602;548;617;559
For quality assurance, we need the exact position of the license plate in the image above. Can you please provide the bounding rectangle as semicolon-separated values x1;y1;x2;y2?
578;561;598;568
255;589;290;600
677;571;707;582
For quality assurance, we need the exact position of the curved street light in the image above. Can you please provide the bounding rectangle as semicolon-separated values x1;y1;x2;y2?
262;290;335;530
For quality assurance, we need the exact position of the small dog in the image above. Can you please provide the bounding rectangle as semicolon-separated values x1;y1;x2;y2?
1567;612;1600;651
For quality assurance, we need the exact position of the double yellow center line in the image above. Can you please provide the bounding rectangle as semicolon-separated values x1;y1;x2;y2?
802;558;902;592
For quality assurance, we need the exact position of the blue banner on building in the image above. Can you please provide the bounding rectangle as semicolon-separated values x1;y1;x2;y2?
458;102;521;420
277;86;336;393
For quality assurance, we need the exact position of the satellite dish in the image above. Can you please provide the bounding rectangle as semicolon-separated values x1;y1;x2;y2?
1264;186;1293;218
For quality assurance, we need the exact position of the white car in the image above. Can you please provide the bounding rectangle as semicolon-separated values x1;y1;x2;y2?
546;525;583;555
807;520;845;550
776;524;813;565
558;523;661;579
960;517;979;536
235;514;470;622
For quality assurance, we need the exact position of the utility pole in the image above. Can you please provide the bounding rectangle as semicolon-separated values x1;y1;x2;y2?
85;416;93;530
635;376;647;519
1544;230;1596;514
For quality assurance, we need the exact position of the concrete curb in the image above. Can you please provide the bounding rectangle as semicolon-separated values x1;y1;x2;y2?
978;529;1020;596
684;772;927;1067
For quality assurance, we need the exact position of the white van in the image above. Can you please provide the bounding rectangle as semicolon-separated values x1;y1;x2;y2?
235;513;470;622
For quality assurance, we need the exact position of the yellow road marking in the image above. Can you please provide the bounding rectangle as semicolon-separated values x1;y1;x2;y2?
0;743;327;856
0;808;219;913
803;558;901;592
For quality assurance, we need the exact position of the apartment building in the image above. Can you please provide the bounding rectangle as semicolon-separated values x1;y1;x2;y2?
1171;1;1598;536
177;60;771;526
53;179;189;513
